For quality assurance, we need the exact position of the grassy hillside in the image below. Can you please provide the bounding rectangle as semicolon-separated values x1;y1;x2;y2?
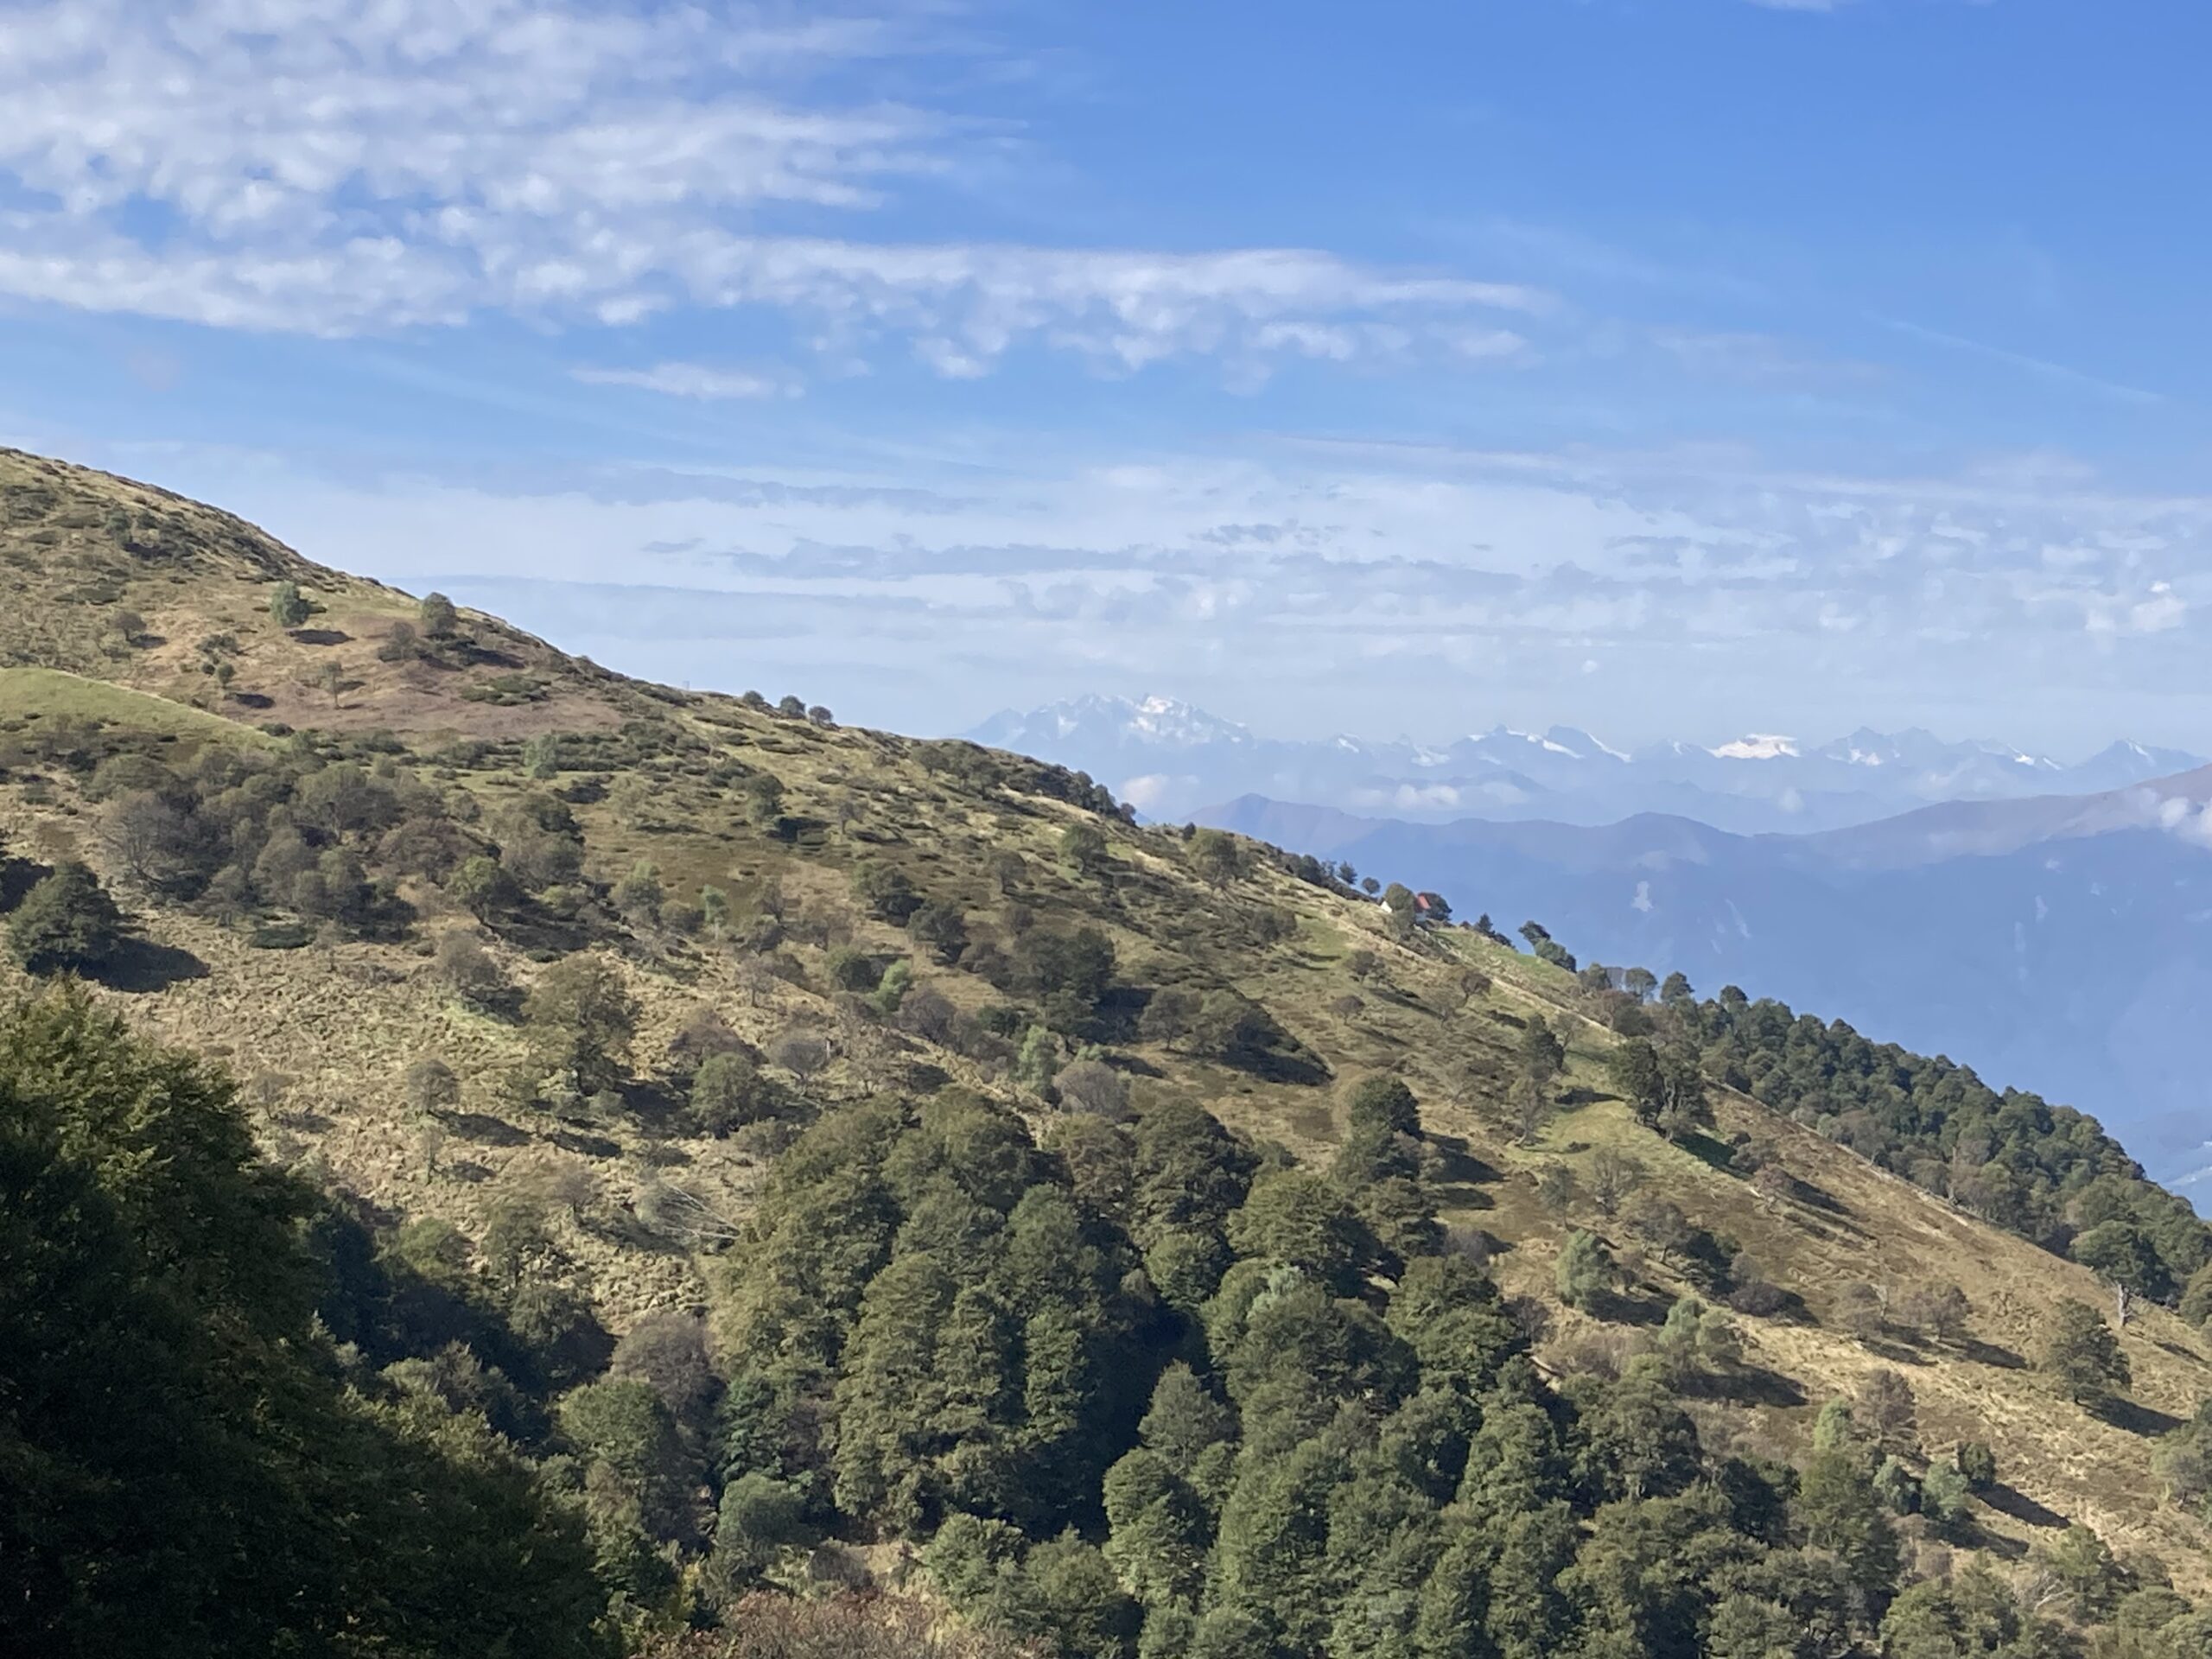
6;446;2212;1650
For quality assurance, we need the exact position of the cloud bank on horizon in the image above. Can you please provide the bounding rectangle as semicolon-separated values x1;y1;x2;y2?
3;0;2209;751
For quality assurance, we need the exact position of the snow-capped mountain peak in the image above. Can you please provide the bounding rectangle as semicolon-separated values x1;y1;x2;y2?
1551;725;1630;762
961;698;2206;832
1500;725;1580;757
1711;734;1800;761
1124;695;1250;745
969;693;1255;753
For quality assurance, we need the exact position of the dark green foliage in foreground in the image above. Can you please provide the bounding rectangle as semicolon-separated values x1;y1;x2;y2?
707;1057;2212;1657
0;987;613;1659
0;964;2201;1659
712;1073;1961;1659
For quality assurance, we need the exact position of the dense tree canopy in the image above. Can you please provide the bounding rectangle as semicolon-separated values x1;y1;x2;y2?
1666;988;2211;1302
0;987;612;1658
701;1070;1982;1659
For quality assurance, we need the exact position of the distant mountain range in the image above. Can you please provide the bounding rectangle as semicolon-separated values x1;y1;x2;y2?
969;696;2212;1192
966;695;2203;834
1204;768;2212;1193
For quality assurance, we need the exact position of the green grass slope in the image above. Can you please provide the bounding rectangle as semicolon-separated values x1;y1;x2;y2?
3;445;2209;1604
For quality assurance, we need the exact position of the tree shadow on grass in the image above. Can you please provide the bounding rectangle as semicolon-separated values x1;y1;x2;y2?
1676;1130;1737;1173
1690;1365;1808;1408
1428;1137;1502;1213
546;1128;623;1160
87;937;208;993
0;855;48;910
1597;1287;1673;1327
1427;1133;1502;1186
443;1110;531;1148
1225;1046;1332;1088
1958;1337;2028;1371
1768;1170;1854;1221
1858;1332;1934;1367
1980;1482;2069;1530
1435;1181;1497;1214
2099;1395;2185;1438
451;642;525;671
486;906;594;957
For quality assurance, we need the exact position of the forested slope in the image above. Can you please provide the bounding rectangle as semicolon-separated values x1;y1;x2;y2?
6;447;2212;1656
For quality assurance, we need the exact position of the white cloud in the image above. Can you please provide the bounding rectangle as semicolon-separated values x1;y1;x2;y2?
1116;773;1179;810
2139;793;2212;848
2086;580;2188;639
0;0;1550;373
570;363;793;401
99;427;2205;744
2131;582;2188;633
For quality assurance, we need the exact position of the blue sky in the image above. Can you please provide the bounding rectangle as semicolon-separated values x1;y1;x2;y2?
3;0;2210;753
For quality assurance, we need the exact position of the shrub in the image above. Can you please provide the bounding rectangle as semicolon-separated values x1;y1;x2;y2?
1054;1058;1131;1120
1920;1458;1974;1538
418;591;458;637
869;959;911;1017
740;774;785;828
404;1056;460;1116
1587;1147;1644;1217
524;955;639;1095
1535;1163;1580;1215
715;1474;808;1580
1556;1230;1616;1309
1955;1440;1998;1492
1728;1273;1790;1319
769;1033;830;1081
1188;828;1248;887
907;901;969;965
2040;1297;2130;1408
9;863;124;975
852;863;922;925
611;861;664;931
1060;822;1109;878
377;620;421;663
826;948;882;994
512;736;561;784
1872;1455;1918;1516
665;1003;746;1081
448;854;520;920
663;1592;1036;1659
689;1052;772;1135
434;930;508;1005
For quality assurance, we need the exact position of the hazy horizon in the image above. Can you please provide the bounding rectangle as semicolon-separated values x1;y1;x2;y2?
8;1;2212;752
